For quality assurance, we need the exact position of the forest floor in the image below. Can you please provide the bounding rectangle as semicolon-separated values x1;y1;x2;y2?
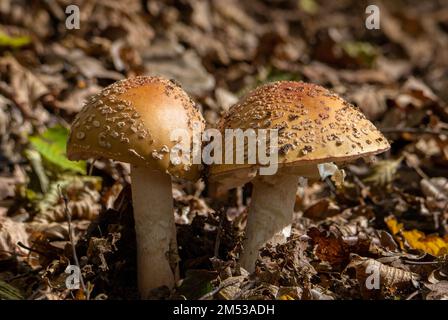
0;0;448;300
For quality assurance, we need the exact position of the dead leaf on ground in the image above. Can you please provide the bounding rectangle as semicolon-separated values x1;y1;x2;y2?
386;216;448;257
346;255;420;298
424;281;448;300
0;216;29;258
143;41;215;96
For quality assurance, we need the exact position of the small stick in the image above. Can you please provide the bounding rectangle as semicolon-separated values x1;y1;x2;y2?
88;159;97;176
406;290;420;300
403;260;440;265
17;241;49;257
60;187;88;299
403;152;430;180
0;82;36;120
324;177;336;195
198;277;242;300
213;210;224;258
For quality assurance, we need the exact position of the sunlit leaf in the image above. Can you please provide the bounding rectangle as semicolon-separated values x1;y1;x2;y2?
29;126;86;174
341;41;377;67
386;216;448;256
385;216;402;235
0;32;31;48
278;294;295;300
299;0;319;14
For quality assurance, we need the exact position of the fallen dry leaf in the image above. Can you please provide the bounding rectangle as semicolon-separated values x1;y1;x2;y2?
386;216;448;256
0;216;29;258
346;255;420;298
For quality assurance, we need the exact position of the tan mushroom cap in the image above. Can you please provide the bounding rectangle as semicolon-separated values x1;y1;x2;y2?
210;81;390;185
67;76;205;180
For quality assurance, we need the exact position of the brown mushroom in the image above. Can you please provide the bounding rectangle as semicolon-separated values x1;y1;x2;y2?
67;76;205;297
210;81;390;272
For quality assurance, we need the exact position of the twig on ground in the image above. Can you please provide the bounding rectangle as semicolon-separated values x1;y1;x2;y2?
214;210;225;258
17;241;49;257
403;260;440;265
60;186;88;299
88;158;97;176
198;277;242;300
324;177;336;195
406;290;420;300
0;82;36;120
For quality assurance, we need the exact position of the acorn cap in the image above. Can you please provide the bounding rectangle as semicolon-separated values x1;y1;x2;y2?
67;76;205;180
210;81;390;188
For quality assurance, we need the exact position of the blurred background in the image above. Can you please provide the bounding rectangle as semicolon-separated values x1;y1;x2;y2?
0;0;447;300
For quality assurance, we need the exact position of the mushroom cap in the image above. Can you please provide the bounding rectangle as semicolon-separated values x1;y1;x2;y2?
210;81;390;187
67;76;205;180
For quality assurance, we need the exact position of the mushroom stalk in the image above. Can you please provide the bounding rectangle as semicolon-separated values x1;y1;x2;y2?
131;165;179;298
240;174;299;273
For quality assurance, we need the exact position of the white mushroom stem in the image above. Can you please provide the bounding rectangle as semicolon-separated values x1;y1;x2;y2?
240;174;299;273
131;165;179;298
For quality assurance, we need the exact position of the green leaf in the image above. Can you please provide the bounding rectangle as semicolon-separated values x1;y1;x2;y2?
299;0;319;14
176;270;217;299
265;69;301;83
0;280;24;300
29;126;86;174
0;32;31;48
341;41;377;67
